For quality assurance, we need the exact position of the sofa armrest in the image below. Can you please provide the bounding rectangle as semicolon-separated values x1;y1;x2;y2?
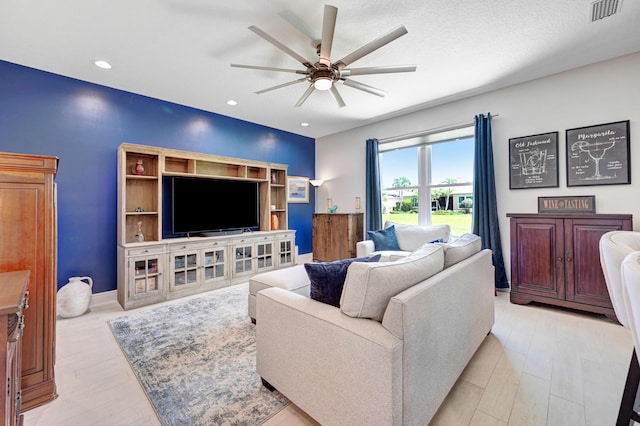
256;288;402;425
356;239;375;257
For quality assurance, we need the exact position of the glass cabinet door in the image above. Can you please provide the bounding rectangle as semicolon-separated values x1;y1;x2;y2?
279;239;294;267
131;256;162;298
234;244;253;276
255;241;274;272
203;248;226;283
172;251;199;289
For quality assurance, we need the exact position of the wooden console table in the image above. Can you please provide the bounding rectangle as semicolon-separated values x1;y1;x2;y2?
312;213;363;262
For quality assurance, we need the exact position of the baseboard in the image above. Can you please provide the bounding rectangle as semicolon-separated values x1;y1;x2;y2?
90;289;117;307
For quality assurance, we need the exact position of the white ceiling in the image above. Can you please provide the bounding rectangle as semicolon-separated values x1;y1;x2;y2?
1;0;639;139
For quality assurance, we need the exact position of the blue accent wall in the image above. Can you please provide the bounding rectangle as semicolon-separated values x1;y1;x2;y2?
0;60;315;294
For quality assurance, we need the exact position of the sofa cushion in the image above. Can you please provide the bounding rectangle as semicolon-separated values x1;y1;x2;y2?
367;225;401;251
340;244;444;321
305;255;381;307
384;221;451;251
437;233;482;268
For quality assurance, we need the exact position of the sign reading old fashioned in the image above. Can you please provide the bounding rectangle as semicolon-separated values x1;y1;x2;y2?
537;196;595;214
509;132;559;189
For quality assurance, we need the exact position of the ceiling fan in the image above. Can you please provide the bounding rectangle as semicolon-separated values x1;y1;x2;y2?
230;4;417;108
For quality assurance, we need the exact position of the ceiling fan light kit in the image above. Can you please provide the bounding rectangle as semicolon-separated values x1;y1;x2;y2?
313;77;333;91
231;4;417;108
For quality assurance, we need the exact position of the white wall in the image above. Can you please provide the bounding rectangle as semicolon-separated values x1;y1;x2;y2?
316;52;640;281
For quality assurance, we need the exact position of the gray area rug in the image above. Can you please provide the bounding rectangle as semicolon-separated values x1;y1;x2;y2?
109;283;289;425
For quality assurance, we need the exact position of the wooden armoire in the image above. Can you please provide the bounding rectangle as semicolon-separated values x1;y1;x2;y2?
0;152;58;410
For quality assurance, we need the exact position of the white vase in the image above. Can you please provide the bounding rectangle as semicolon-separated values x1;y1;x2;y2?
57;276;93;318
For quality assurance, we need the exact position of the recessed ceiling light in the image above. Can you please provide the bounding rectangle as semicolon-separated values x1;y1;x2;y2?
93;60;112;69
226;100;238;106
301;122;310;127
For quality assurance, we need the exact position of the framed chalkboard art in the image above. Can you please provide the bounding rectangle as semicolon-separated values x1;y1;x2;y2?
509;131;559;189
566;120;630;187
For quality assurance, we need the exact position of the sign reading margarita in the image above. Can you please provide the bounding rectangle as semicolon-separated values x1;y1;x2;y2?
566;120;630;187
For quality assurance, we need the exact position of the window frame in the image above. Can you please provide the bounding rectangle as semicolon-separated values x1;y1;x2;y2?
379;125;475;227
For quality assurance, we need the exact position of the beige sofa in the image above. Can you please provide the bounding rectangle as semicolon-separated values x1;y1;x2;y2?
356;221;452;261
255;239;495;425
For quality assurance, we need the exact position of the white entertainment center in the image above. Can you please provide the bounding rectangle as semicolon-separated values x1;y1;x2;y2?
117;143;296;310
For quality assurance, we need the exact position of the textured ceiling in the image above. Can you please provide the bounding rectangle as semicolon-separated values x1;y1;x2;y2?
1;0;639;138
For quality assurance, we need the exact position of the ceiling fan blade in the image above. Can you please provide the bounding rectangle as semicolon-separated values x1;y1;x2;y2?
342;65;417;76
329;85;346;108
294;84;316;107
231;64;309;74
342;79;388;97
334;25;408;70
249;25;314;68
319;5;338;67
255;78;308;94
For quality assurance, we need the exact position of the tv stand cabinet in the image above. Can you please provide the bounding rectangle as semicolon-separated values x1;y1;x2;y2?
117;231;296;310
117;143;295;310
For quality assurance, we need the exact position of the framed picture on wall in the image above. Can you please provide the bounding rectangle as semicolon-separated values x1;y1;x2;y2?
287;176;309;203
508;131;559;189
566;120;630;187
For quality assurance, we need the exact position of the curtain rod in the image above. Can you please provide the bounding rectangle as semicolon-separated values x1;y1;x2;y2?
378;113;499;144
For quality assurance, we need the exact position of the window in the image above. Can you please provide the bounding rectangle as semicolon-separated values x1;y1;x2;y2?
379;125;475;235
457;195;473;210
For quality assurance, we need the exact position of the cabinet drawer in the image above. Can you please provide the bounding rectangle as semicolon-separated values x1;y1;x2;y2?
126;245;166;257
276;232;295;240
230;236;259;245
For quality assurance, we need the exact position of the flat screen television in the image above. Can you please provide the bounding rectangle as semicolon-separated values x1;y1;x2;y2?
171;176;260;235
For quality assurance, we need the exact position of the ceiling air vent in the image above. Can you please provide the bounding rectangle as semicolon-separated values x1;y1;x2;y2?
591;0;621;21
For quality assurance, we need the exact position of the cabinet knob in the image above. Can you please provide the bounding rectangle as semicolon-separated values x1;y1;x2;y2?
566;257;573;262
144;249;149;253
557;257;563;262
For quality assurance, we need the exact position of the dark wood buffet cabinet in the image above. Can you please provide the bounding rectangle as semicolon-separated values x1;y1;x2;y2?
1;270;29;426
508;213;632;321
312;213;364;262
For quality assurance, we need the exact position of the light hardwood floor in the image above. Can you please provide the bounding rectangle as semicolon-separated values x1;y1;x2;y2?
24;288;634;426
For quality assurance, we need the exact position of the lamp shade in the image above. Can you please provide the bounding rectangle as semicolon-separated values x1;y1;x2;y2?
310;179;324;187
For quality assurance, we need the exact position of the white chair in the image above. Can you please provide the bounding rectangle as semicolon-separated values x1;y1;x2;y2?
599;231;640;425
622;252;640;361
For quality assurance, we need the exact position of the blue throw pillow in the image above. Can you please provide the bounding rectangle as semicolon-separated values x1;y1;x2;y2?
367;225;401;251
305;255;381;307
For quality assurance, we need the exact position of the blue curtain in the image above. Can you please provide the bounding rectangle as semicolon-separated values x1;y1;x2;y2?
366;138;383;232
472;114;509;289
